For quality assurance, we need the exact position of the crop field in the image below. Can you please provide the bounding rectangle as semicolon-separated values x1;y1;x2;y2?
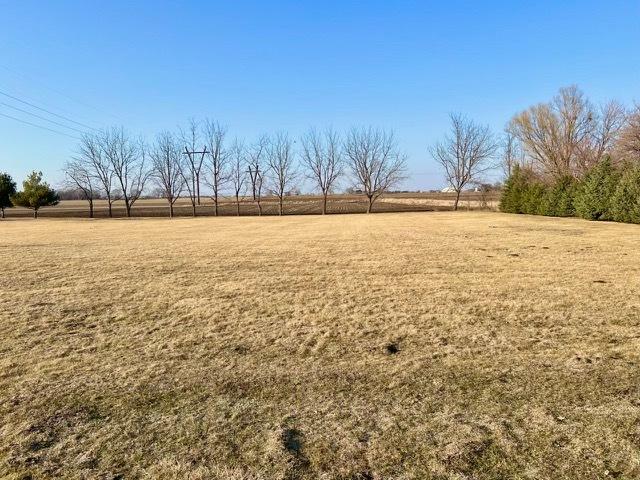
3;191;499;218
1;212;639;479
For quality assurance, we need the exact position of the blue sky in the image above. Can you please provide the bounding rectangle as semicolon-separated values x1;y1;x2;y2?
1;0;638;190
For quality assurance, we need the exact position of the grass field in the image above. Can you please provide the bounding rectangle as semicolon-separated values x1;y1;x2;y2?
1;212;639;479
3;191;499;218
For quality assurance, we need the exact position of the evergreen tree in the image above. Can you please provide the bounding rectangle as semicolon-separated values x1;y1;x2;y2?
0;172;17;219
521;181;547;215
11;171;59;219
574;157;620;221
500;164;527;213
611;166;640;224
540;175;577;217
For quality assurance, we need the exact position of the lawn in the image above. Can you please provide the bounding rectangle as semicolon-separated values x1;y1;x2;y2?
1;212;639;479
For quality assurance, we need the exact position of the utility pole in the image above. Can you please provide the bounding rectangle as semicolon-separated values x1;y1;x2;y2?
183;146;208;205
247;163;263;216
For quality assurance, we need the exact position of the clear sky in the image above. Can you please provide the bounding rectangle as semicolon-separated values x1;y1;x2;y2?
1;0;638;190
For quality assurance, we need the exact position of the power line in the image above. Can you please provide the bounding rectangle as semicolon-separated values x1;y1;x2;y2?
0;89;98;132
0;64;124;123
0;111;81;140
0;101;89;135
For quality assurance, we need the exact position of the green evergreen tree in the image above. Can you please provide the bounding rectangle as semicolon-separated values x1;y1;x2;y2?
540;175;577;217
11;171;59;219
611;166;640;224
0;172;17;219
574;157;620;221
500;164;527;213
521;181;547;215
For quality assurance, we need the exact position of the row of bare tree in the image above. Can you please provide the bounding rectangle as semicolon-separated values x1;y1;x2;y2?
63;85;639;218
65;121;407;217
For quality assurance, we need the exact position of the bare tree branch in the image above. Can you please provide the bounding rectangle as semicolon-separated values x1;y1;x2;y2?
615;104;640;164
501;126;524;179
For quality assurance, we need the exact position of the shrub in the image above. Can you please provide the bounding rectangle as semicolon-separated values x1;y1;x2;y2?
540;175;577;217
574;157;620;221
611;166;640;224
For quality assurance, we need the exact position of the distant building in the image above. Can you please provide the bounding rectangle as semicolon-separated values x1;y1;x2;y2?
440;186;456;193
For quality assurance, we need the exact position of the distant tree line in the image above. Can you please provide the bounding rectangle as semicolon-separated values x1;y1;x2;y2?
499;86;640;224
2;84;640;222
0;123;409;219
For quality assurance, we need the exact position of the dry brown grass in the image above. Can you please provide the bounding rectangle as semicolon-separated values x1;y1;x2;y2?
1;212;639;479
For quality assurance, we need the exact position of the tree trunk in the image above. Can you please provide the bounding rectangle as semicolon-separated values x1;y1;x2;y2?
108;200;113;218
366;196;374;214
1;207;4;219
88;200;94;219
125;202;131;218
33;209;38;219
169;203;174;218
192;203;197;217
257;200;262;216
214;192;219;217
453;190;461;211
279;197;283;216
236;195;240;216
322;193;327;215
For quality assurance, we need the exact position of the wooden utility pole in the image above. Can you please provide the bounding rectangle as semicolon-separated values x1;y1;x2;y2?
183;146;208;205
247;163;263;216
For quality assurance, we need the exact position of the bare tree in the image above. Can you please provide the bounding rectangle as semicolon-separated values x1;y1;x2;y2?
300;127;343;214
180;119;207;205
509;86;625;178
266;133;298;215
103;127;149;217
228;139;247;216
150;132;184;218
431;114;498;211
344;127;406;213
615;105;640;164
247;136;268;215
78;132;118;217
578;100;627;170
204;119;229;216
63;158;98;218
501;127;524;179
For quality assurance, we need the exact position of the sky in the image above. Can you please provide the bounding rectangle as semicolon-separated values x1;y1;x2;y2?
0;0;639;191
